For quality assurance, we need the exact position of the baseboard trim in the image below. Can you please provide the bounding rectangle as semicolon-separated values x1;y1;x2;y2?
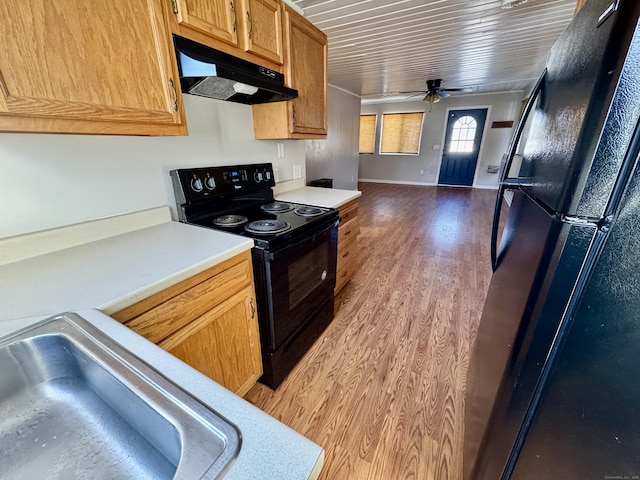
358;178;437;186
358;178;499;190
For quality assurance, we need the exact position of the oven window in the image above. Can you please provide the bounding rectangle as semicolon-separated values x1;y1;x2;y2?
288;244;329;310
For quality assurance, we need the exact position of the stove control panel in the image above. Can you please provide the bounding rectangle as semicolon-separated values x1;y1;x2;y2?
170;163;277;205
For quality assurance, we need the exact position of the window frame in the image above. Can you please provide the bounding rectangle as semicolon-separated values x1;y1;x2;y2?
358;114;377;154
378;111;425;156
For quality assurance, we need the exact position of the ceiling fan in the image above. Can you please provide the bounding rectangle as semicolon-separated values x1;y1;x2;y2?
398;79;473;103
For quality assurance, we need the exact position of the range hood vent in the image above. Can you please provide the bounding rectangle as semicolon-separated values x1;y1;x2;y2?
173;35;298;105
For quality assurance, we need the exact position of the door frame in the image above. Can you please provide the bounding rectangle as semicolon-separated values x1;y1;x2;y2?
435;104;491;187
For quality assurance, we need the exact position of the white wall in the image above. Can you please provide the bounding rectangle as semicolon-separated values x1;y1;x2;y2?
359;92;523;187
305;86;360;190
0;95;306;239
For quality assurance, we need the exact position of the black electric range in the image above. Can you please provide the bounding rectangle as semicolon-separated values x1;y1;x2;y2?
170;164;339;388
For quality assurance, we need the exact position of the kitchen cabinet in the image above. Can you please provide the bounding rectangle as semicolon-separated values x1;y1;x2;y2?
252;5;328;139
171;0;284;67
112;250;262;397
0;0;186;135
335;199;359;294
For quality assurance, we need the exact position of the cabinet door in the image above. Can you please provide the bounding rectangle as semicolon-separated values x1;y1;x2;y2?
287;9;327;135
0;0;186;135
159;286;263;397
174;0;238;46
238;0;283;65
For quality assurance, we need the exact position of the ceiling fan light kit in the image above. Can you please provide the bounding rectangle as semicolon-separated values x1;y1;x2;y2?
424;92;440;104
501;0;529;9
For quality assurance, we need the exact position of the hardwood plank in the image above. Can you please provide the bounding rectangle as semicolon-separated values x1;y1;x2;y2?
244;183;496;479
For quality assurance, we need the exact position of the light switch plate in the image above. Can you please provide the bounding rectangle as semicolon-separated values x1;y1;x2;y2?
293;164;302;179
273;167;280;182
277;142;285;158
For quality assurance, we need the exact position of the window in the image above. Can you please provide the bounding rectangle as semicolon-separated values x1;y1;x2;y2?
359;114;376;154
380;112;424;155
449;115;477;153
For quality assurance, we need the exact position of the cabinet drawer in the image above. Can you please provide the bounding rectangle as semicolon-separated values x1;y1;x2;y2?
339;216;359;243
121;256;253;344
336;236;357;274
335;255;356;293
338;200;358;226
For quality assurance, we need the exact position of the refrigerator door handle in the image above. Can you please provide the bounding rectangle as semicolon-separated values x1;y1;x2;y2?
491;69;547;271
500;68;546;185
491;183;511;271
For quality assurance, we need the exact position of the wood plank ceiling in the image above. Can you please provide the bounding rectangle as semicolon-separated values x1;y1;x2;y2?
292;0;577;101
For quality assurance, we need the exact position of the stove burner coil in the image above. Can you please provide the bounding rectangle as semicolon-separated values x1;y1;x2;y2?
261;202;294;213
244;219;291;234
213;214;249;227
294;206;324;217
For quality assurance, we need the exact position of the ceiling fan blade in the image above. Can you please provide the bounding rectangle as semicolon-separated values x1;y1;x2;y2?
395;90;428;95
440;87;473;93
438;91;451;98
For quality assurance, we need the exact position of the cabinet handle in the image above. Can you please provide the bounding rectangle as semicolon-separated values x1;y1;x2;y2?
246;11;253;39
341;271;348;278
169;78;178;111
230;1;237;32
291;105;297;127
249;298;255;318
344;230;352;236
342;252;349;258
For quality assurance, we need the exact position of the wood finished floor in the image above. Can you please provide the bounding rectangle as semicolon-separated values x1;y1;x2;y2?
245;182;497;479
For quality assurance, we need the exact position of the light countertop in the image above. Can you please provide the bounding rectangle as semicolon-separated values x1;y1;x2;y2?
0;220;253;322
276;186;362;209
0;207;324;479
0;309;324;480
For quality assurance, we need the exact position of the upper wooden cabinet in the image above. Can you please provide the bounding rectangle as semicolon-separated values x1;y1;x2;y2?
0;0;186;135
171;0;283;66
252;6;328;139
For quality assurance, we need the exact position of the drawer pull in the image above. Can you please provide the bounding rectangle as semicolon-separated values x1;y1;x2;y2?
341;271;348;278
342;252;349;258
344;230;352;236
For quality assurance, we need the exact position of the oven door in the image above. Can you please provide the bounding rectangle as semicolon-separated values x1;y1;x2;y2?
264;219;338;351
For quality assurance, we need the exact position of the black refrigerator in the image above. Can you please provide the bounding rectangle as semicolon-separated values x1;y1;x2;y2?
464;0;640;478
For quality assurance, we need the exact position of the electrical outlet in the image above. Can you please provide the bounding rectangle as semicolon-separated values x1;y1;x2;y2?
273;167;279;182
293;164;302;179
420;169;424;175
277;142;285;158
433;144;441;150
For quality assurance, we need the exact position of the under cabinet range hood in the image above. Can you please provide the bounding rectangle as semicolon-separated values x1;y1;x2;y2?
173;35;298;105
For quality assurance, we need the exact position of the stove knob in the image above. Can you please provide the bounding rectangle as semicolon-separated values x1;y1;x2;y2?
191;177;203;192
265;170;272;181
204;176;216;190
253;171;263;182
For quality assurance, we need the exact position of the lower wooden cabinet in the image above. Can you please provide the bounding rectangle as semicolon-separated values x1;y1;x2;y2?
335;199;360;294
112;250;262;397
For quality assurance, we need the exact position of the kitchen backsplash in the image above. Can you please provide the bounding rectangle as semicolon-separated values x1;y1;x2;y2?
0;95;306;239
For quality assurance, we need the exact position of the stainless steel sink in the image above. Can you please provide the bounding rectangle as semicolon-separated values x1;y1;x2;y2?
0;312;241;479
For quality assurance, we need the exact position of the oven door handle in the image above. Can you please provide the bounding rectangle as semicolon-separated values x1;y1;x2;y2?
268;218;339;261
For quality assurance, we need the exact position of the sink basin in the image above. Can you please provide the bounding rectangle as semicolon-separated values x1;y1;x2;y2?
0;312;241;479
